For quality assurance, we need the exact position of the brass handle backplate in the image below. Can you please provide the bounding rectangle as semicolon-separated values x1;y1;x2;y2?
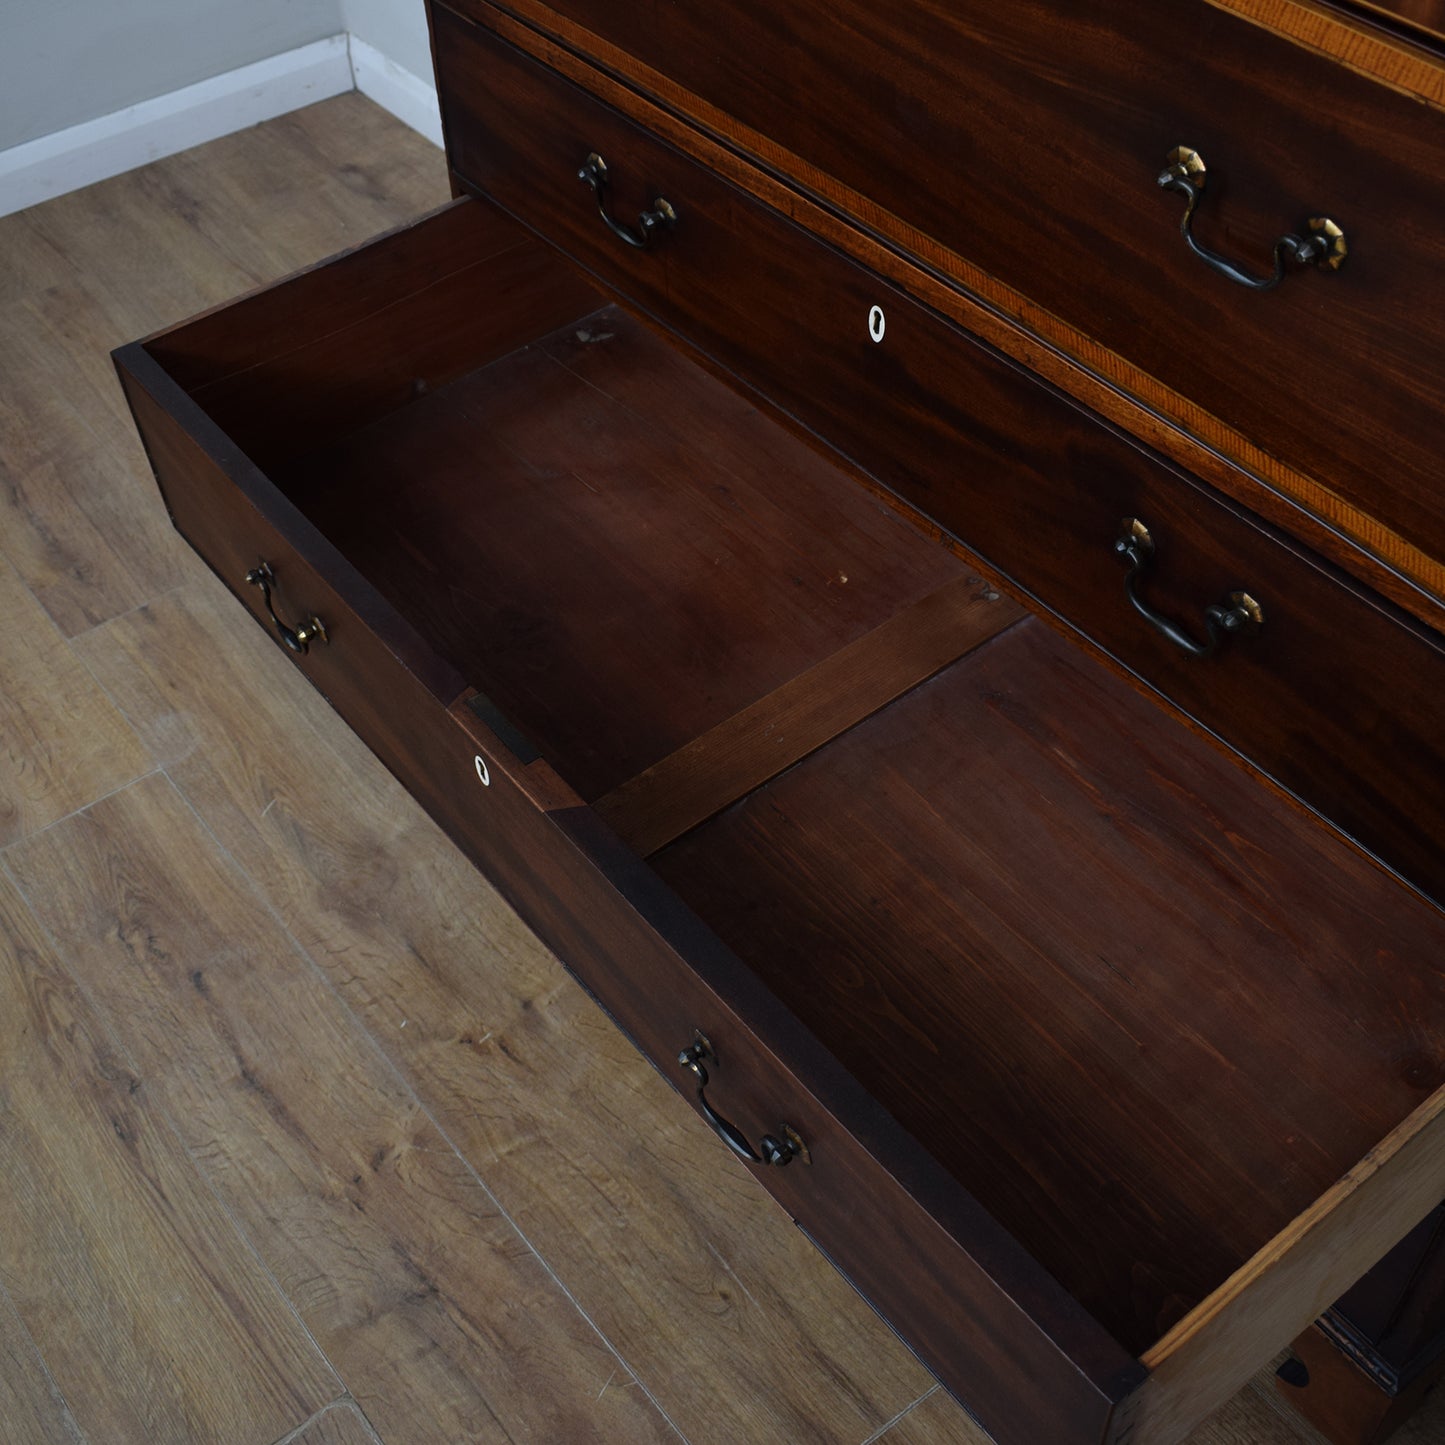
678;1032;807;1168
245;562;327;655
578;152;677;250
1158;146;1346;291
1114;518;1262;659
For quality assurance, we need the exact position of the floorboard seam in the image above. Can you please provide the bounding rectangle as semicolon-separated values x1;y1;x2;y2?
858;1384;941;1445
0;766;163;856
61;578;192;645
0;1271;91;1445
157;765;695;1445
266;1394;375;1445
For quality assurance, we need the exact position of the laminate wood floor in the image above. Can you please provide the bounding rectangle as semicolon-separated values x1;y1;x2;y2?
0;92;1440;1445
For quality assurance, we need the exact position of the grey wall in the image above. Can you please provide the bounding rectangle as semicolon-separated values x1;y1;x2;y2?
340;0;432;82
0;0;345;150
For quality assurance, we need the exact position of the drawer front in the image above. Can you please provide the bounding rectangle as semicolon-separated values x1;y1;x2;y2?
474;793;1140;1445
114;345;546;886
116;337;1136;1445
447;0;1445;599
432;8;1445;907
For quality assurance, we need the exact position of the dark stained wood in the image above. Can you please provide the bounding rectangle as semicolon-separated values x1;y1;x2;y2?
448;1;1445;649
445;701;1146;1445
115;345;468;708
420;18;1445;909
653;619;1445;1356
113;252;1142;1439
153;200;602;469
106;47;1445;1445
1328;0;1445;42
277;303;963;800
440;0;1445;612
594;574;1025;856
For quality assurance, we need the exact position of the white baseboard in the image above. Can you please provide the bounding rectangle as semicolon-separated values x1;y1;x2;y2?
348;37;443;149
0;31;442;221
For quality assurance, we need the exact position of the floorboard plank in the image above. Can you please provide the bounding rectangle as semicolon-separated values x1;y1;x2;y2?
0;867;338;1445
74;579;940;1444
0;1279;86;1445
4;771;680;1445
0;297;192;635
0;552;152;844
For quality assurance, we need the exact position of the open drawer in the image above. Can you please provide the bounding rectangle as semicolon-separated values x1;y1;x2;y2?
114;194;1445;1445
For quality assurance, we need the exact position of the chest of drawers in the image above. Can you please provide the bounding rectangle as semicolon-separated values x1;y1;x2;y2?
114;3;1445;1441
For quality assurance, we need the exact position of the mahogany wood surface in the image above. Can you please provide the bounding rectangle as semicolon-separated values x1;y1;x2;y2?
457;745;1143;1445
113;213;1139;1440
460;3;1445;648
594;575;1026;857
282;304;961;801
426;16;1445;909
153;200;601;469
654;619;1445;1356
449;0;1445;611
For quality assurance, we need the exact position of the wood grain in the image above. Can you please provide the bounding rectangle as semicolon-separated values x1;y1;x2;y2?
1209;1;1445;97
426;16;1445;909
595;574;1024;856
456;0;1445;639
4;771;679;1445
0;1280;85;1445
14;82;1432;1445
655;620;1445;1358
72;580;943;1445
0;866;338;1445
447;0;1445;609
276;299;961;799
0;285;188;636
0;552;152;845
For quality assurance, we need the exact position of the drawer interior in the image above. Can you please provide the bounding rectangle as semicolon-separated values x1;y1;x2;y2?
141;196;1445;1368
653;618;1445;1354
273;305;967;799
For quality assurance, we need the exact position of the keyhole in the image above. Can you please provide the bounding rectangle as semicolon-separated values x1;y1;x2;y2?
474;755;491;787
868;305;886;343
